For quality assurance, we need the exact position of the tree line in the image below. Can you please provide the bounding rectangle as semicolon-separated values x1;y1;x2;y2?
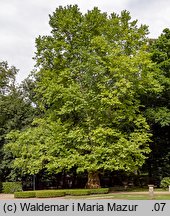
0;5;169;189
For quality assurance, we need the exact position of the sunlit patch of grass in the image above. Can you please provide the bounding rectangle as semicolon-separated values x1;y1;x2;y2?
64;193;170;200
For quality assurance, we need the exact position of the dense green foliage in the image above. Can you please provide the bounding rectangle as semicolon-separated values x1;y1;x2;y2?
160;177;170;189
142;29;170;183
14;188;109;198
0;182;2;193
4;5;163;188
0;5;169;188
2;182;22;193
14;191;36;198
36;190;65;198
0;62;36;181
86;188;109;194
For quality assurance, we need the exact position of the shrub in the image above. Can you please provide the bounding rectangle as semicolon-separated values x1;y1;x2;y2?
89;188;109;194
58;188;109;196
0;182;2;193
2;182;22;193
36;190;65;198
160;177;170;189
13;188;109;198
14;191;36;198
66;189;91;196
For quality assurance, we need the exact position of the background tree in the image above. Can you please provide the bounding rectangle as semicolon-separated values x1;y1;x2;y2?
142;29;170;184
5;5;162;188
0;61;35;181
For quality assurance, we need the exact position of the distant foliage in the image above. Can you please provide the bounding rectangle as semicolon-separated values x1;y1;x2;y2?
160;177;170;189
142;28;170;183
2;182;22;193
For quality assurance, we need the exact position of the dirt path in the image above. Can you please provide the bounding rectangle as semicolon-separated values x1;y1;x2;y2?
0;194;14;200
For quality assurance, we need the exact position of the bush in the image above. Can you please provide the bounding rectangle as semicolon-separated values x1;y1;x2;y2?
160;177;170;189
60;188;109;196
13;188;109;198
66;189;91;196
0;182;2;193
2;182;22;193
36;190;65;198
89;188;109;194
14;191;36;198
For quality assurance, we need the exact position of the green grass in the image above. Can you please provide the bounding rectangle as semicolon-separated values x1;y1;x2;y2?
109;187;168;192
64;193;170;200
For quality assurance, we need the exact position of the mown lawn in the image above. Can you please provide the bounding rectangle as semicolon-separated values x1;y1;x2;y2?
64;193;170;200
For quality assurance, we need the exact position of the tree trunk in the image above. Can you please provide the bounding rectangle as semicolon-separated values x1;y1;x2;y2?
86;171;101;189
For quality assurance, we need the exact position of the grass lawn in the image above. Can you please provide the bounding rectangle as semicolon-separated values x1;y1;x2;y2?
64;193;170;200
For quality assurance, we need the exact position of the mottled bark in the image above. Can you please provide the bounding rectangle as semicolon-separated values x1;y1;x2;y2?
86;171;101;188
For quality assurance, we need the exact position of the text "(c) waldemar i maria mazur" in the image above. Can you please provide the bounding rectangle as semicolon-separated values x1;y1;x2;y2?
20;202;138;212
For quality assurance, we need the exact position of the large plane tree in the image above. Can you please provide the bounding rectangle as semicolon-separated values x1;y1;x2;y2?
6;5;162;188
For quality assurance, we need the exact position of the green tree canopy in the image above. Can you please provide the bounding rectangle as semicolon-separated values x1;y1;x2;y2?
142;29;170;182
0;61;17;95
0;61;35;181
5;5;162;188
